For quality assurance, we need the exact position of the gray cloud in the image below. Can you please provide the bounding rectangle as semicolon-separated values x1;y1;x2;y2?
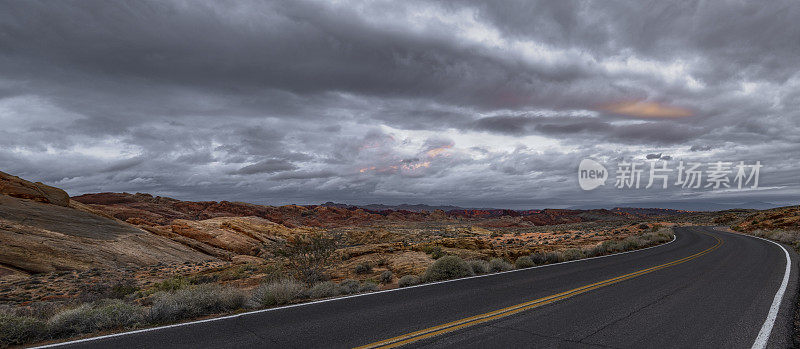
231;159;299;175
0;0;798;208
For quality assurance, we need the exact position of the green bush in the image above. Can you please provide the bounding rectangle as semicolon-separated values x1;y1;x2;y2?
354;262;372;274
398;275;420;287
149;284;245;323
380;270;393;284
359;281;378;293
600;240;623;253
0;313;47;348
150;276;191;294
550;251;567;263
466;259;488;274
422;246;445;259
421;256;473;282
109;281;140;299
514;256;535;269
48;299;145;338
339;279;361;294
583;246;604;257
309;281;343;299
562;249;585;261
248;279;305;308
529;252;548;265
488;258;513;272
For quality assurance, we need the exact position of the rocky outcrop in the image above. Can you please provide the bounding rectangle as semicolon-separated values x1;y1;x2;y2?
169;216;304;257
730;206;800;232
0;195;216;273
0;171;69;206
73;192;687;231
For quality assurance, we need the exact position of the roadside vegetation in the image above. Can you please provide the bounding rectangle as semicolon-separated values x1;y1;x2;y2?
724;206;800;252
0;228;674;348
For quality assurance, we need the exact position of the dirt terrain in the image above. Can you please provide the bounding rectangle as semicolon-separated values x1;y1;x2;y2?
0;170;707;317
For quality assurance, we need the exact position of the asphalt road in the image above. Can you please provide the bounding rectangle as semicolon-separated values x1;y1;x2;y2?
43;226;798;349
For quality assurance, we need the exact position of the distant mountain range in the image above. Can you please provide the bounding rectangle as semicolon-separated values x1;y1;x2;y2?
320;202;694;214
320;202;471;212
567;201;782;212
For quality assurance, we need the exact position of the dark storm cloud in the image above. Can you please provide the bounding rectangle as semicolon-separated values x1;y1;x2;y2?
1;0;798;208
690;145;713;152
230;159;299;175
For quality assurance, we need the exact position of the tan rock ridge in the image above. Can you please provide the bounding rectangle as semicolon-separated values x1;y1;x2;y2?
169;216;309;257
0;170;70;206
0;171;217;274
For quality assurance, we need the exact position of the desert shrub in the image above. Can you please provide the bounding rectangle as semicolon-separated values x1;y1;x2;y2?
421;256;473;282
398;275;420;287
309;281;343;299
150;276;191;293
109;280;140;299
769;231;796;244
380;270;393;284
354;262;373;274
277;232;338;285
600;240;623;253
216;265;255;281
562;249;585;261
78;280;141;303
422;246;445;259
529;252;548;265
0;313;47;348
3;303;61;321
583;246;604;257
466;259;488;274
514;256;535;269
625;236;645;249
248;279;305;309
150;284;246;323
359;281;378;293
339;279;361;295
188;274;220;284
488;258;513;273
544;251;564;264
48;299;145;338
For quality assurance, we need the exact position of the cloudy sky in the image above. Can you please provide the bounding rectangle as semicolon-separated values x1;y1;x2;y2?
1;0;799;209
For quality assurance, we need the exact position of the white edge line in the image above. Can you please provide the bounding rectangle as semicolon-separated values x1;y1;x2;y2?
719;228;792;349
34;232;679;348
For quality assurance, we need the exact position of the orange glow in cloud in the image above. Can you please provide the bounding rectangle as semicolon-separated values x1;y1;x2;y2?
425;145;452;158
600;101;693;118
359;143;447;174
401;161;430;171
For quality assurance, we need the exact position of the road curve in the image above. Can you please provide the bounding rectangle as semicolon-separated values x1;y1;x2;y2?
41;226;798;349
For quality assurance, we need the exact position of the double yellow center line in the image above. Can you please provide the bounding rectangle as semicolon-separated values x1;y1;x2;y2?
356;233;723;349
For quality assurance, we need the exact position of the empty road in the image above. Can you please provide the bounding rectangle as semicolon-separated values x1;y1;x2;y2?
43;226;798;348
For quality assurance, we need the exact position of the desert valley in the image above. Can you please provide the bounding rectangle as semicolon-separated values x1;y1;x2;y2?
1;170;798;347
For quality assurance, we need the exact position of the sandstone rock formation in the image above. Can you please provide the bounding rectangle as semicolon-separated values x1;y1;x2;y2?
0;173;217;274
0;170;70;206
